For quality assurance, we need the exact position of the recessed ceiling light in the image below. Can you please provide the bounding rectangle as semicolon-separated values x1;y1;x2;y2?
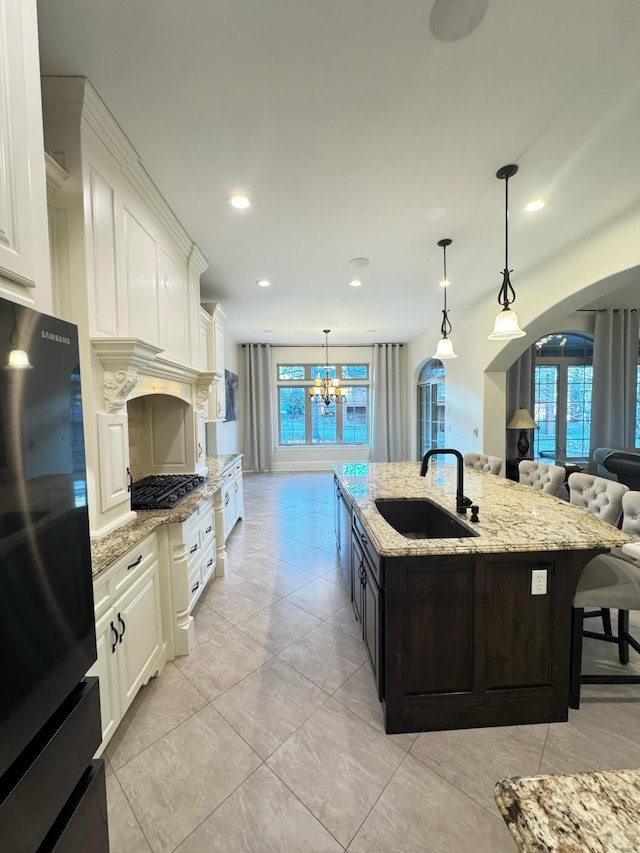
349;257;370;267
228;193;251;209
525;198;547;213
349;279;363;287
257;279;271;287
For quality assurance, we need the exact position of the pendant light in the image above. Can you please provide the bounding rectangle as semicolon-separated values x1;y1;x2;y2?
488;164;525;340
432;238;457;359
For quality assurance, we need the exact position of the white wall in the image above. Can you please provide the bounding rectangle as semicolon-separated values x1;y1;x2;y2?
406;202;640;465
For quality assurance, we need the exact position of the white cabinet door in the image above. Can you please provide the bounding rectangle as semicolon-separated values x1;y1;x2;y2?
195;409;206;475
87;608;121;746
97;412;131;511
116;560;163;712
199;307;212;371
0;0;41;291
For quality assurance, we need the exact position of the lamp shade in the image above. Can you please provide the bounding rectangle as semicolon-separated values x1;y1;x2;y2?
432;337;457;359
507;408;539;430
488;308;525;340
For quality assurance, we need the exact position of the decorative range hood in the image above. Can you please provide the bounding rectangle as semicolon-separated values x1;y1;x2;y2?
91;337;217;413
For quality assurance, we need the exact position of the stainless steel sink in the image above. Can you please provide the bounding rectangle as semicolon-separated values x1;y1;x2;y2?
374;499;478;539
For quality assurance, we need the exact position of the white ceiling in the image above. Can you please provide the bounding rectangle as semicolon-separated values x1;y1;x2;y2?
36;0;640;345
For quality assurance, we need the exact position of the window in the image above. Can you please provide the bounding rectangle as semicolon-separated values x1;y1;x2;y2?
533;332;593;460
417;359;445;457
277;363;370;446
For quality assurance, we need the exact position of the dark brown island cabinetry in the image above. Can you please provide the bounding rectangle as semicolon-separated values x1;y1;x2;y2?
332;465;615;735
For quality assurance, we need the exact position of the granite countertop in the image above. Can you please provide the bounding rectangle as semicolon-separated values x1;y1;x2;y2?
494;769;640;852
334;461;631;557
90;453;242;578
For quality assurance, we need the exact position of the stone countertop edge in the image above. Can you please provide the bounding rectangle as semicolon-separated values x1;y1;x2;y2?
333;460;632;557
90;453;243;579
494;768;640;852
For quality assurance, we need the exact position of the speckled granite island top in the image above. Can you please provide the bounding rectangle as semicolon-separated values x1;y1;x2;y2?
495;769;640;852
334;461;631;557
90;453;242;578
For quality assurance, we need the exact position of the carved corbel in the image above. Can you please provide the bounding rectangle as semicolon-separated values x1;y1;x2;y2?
195;371;217;411
104;369;139;413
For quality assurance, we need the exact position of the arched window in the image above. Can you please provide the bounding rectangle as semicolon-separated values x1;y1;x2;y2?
417;359;445;458
533;332;593;460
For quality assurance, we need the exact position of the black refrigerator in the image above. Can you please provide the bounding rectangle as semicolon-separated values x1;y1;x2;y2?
0;296;108;851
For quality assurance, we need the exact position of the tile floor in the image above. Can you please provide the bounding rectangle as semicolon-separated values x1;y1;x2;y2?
104;472;640;852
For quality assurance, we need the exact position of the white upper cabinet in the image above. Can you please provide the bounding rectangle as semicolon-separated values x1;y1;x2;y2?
41;77;202;364
202;302;227;421
0;0;51;307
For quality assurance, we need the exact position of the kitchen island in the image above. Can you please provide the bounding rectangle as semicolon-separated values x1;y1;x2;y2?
334;460;630;734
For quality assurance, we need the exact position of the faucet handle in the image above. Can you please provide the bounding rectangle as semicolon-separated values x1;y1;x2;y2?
470;505;480;523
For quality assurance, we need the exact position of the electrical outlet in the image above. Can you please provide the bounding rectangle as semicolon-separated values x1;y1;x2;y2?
531;569;547;595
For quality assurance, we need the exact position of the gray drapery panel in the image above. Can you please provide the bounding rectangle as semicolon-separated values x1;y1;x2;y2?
371;343;405;462
506;346;535;459
590;308;639;458
242;343;274;472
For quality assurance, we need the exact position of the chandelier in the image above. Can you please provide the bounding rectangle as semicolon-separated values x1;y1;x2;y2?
309;329;346;409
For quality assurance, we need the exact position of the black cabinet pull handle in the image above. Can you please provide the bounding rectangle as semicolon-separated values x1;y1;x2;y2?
207;558;214;568
190;544;198;554
127;554;143;571
117;613;126;643
205;525;212;534
225;492;230;505
191;581;200;594
110;622;119;654
360;532;368;546
127;467;133;492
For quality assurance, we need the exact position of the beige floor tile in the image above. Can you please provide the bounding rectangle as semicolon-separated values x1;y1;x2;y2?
285;548;341;577
267;698;405;847
333;663;418;752
214;657;328;758
285;577;350;619
278;623;367;693
174;765;342;852
248;562;318;597
117;705;261;853
106;773;152;853
175;626;273;700
348;753;515;853
204;580;280;624
324;603;362;640
191;600;234;647
540;700;640;775
106;663;208;770
409;722;549;814
237;598;321;654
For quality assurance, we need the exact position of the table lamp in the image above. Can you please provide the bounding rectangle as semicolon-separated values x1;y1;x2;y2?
507;408;539;458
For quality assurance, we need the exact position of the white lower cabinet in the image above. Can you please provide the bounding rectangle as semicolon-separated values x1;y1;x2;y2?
168;497;216;656
88;533;165;751
222;461;244;540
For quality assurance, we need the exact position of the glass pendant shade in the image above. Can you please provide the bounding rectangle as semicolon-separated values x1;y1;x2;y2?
5;348;33;369
488;307;525;340
432;336;457;359
433;238;458;358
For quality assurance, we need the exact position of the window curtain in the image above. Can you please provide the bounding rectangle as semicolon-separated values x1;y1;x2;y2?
241;343;274;472
506;345;535;459
590;308;639;458
371;343;405;462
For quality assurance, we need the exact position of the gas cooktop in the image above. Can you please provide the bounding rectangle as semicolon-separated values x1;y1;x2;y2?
130;474;207;510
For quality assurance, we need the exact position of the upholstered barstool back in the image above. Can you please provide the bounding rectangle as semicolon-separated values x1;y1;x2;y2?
567;472;629;525
518;460;565;497
570;490;640;709
463;453;503;475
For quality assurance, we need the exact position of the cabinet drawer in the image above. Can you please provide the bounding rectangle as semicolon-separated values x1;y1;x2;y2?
353;513;382;586
187;557;204;611
93;534;156;619
201;544;216;587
